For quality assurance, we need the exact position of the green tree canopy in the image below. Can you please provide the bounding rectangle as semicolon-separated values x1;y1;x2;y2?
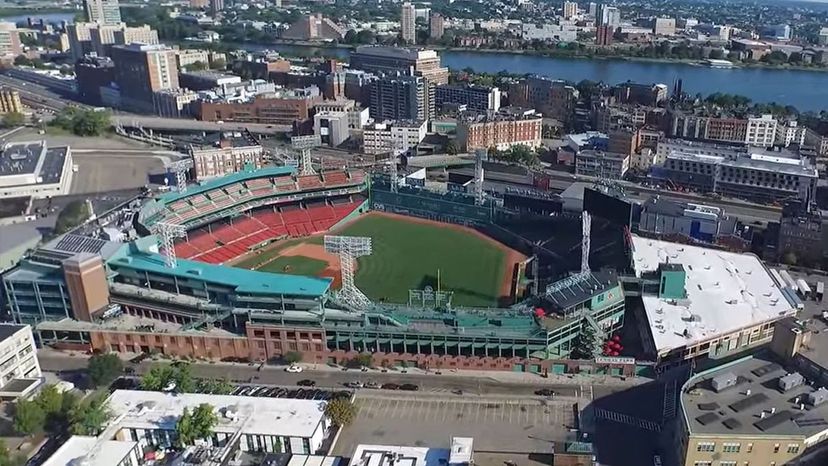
141;362;196;393
69;393;111;436
175;403;218;447
324;397;356;426
283;351;303;364
88;353;124;388
13;399;45;436
1;112;24;128
54;200;91;234
0;439;26;466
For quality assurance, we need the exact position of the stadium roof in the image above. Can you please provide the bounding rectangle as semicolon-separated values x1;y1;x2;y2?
630;236;796;356
158;166;295;204
108;238;331;297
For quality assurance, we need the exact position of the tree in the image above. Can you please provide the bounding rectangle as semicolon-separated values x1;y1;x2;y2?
13;399;45;436
54;200;91;234
571;319;601;360
283;351;303;364
88;353;123;388
324;397;356;426
209;57;226;70
0;440;26;466
69;393;111;436
1;112;24;128
445;140;459;155
347;353;372;368
782;252;798;266
140;364;176;391
196;377;233;395
187;60;208;71
35;385;63;417
175;403;217;447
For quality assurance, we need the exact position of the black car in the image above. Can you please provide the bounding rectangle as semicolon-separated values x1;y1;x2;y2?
381;383;400;390
400;383;419;391
297;379;316;387
535;388;556;397
123;367;135;375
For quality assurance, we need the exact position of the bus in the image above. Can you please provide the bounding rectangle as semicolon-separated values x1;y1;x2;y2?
780;270;798;292
796;279;812;300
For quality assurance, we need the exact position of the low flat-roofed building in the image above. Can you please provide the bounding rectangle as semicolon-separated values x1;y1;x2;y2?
0;141;73;199
42;436;140;466
678;354;828;466
108;390;332;454
630;236;797;362
189;129;263;181
348;444;450;466
638;198;738;244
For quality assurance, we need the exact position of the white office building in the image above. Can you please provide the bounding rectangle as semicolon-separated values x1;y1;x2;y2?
0;324;42;400
108;390;332;454
315;111;351;147
363;120;427;155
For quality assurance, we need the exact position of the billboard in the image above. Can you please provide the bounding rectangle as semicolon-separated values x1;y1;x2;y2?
583;188;632;228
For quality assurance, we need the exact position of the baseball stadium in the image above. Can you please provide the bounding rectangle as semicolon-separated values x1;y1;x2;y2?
5;164;635;373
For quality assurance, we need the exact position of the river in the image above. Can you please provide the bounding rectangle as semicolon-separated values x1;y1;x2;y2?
0;11;75;24
261;43;828;112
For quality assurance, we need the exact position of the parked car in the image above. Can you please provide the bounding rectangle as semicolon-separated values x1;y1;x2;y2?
285;365;303;373
535;388;555;397
344;381;364;388
364;382;381;389
297;379;316;387
400;384;419;391
381;383;400;390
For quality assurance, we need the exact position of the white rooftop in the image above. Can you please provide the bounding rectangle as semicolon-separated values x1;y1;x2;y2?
349;445;450;466
107;390;327;438
449;437;473;465
42;436;137;466
630;236;796;355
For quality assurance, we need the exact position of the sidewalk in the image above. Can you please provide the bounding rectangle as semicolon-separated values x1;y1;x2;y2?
39;348;648;387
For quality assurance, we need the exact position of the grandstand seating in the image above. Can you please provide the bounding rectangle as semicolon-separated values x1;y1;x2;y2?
173;199;364;264
297;175;324;190
323;171;349;186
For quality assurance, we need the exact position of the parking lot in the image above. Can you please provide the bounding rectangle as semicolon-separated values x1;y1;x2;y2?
332;395;581;455
229;385;351;401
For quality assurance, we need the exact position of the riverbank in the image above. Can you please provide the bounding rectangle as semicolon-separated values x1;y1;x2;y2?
259;38;828;74
0;7;76;17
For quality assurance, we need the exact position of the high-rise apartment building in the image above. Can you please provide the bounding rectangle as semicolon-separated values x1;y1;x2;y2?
0;88;21;114
83;0;122;25
429;13;444;39
68;22;159;60
350;46;449;85
369;75;433;121
110;43;179;110
0;23;21;57
563;1;578;19
401;2;416;44
435;84;501;114
596;5;620;28
210;0;224;16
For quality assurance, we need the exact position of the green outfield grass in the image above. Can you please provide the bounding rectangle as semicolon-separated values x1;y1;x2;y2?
258;256;329;276
336;214;506;307
235;214;510;306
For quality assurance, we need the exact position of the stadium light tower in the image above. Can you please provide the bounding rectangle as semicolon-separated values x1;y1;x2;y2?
324;235;373;310
474;148;487;206
388;137;406;193
581;211;591;274
166;159;193;193
291;135;321;176
152;222;187;268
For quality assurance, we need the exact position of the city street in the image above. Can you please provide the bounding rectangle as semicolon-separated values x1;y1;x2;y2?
37;351;638;399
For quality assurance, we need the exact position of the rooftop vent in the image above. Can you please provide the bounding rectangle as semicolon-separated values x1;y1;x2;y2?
779;373;805;392
712;372;737;392
808;388;828;407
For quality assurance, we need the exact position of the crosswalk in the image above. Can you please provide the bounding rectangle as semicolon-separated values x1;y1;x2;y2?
663;379;677;421
594;407;662;432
